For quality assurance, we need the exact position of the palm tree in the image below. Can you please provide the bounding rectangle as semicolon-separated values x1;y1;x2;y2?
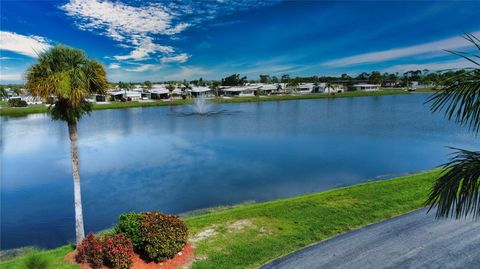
211;81;221;97
426;33;480;219
143;80;153;91
287;79;299;94
26;45;109;244
166;83;176;100
118;81;132;101
325;82;335;94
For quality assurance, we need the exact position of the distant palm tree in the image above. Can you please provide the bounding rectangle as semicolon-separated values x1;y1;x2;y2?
211;81;221;97
287;79;299;94
165;83;175;101
143;80;153;91
325;82;335;94
26;45;108;244
426;33;480;219
118;81;132;100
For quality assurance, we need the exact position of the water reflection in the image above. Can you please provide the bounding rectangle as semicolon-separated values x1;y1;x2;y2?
1;94;479;249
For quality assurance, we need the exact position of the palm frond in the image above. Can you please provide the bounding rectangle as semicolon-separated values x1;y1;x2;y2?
445;49;480;66
464;32;480;50
426;33;480;220
427;34;480;133
426;148;480;219
26;44;108;123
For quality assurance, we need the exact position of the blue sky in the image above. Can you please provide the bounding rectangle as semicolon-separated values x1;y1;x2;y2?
1;0;479;83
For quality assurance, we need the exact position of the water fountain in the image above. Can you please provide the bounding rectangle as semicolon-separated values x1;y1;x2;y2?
192;94;211;114
175;94;233;116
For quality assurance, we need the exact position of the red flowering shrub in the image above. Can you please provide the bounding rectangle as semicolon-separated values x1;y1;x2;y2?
103;234;134;269
139;212;188;262
75;232;104;269
75;232;134;269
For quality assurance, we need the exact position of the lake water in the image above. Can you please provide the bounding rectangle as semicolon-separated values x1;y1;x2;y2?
1;94;479;250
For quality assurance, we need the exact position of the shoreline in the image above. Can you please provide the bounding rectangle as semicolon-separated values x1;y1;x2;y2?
1;169;441;268
0;90;422;117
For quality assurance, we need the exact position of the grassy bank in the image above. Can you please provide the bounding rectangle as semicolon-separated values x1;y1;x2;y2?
0;90;412;117
1;169;440;269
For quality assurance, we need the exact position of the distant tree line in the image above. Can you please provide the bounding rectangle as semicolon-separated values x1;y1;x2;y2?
1;69;471;93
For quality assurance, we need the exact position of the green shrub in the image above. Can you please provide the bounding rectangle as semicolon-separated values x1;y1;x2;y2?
75;233;104;269
114;212;144;251
103;234;134;269
139;212;188;262
23;251;50;269
8;99;28;107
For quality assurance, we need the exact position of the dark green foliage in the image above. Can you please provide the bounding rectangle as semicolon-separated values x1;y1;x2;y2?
24;251;50;269
426;33;480;219
114;212;188;262
428;72;480;133
221;74;247;86
368;71;383;85
117;81;132;90
139;212;188;262
26;44;108;124
114;212;144;251
75;233;104;269
427;148;480;219
49;98;92;124
8;99;28;107
103;234;134;269
428;34;480;133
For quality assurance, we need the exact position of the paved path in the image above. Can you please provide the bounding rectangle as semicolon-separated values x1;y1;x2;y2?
260;208;480;269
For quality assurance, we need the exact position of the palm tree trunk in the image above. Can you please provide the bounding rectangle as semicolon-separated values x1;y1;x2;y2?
68;122;85;245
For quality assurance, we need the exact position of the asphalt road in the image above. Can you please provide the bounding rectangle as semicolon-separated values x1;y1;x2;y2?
260;208;480;269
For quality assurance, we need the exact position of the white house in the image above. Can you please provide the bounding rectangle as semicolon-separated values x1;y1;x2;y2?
132;84;144;92
150;88;170;99
317;83;344;94
87;93;108;103
190;86;212;97
277;83;288;93
258;84;278;95
296;83;315;93
9;95;43;105
109;90;142;101
221;86;255;97
353;84;381;91
148;85;170;99
239;86;257;96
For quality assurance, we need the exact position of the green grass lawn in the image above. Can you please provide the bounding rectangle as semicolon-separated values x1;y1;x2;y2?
1;169;441;269
0;90;412;117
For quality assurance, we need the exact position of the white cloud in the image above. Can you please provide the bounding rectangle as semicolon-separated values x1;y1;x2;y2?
0;31;51;58
114;37;174;61
0;72;22;81
61;0;186;62
160;53;189;63
61;0;280;65
164;66;209;80
384;59;477;73
239;65;303;76
324;31;480;67
61;0;185;37
108;63;120;69
163;23;190;35
125;64;161;72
